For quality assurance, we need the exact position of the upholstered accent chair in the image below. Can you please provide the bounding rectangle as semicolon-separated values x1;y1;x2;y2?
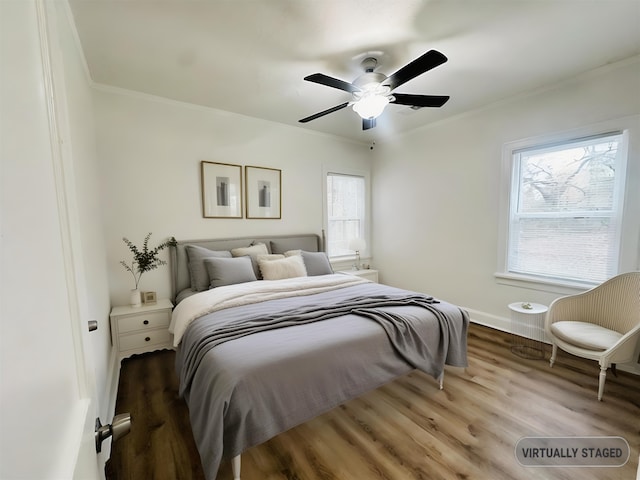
545;271;640;401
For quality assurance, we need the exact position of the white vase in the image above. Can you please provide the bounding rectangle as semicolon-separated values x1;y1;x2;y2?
130;288;142;307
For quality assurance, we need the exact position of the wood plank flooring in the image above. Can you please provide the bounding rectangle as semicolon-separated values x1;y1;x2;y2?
107;324;640;480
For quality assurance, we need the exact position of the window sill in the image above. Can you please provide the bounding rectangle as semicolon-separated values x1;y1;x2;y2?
494;272;594;295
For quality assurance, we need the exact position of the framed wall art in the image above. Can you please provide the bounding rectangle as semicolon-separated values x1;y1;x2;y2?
245;166;281;219
201;161;243;218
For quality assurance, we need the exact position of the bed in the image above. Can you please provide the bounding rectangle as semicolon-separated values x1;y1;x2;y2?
168;234;469;480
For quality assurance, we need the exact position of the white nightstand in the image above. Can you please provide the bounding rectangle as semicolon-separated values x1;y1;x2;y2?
338;269;379;283
110;298;174;360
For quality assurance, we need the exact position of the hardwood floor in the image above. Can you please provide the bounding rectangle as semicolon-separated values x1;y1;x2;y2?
107;324;640;480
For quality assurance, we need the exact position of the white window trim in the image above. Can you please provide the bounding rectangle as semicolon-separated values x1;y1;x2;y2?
322;164;371;263
496;115;639;293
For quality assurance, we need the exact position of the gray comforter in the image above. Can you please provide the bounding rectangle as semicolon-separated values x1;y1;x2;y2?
175;280;469;479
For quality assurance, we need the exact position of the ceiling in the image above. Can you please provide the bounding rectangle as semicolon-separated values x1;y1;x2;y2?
68;0;640;143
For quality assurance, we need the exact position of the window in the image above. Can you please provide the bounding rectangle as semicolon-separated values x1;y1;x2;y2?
325;172;367;258
504;131;627;285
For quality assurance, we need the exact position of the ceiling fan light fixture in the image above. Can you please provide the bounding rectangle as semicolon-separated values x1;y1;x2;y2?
300;50;449;129
352;93;390;119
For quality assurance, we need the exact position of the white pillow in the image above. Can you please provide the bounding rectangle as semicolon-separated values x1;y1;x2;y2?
259;255;308;280
257;253;285;262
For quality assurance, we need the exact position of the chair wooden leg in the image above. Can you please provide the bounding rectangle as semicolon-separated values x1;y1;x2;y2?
598;366;607;401
549;344;557;367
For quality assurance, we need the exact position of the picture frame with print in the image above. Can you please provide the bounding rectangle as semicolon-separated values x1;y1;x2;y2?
201;161;243;218
245;166;281;219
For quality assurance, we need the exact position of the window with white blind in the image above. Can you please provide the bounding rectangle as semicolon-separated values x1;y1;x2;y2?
503;131;628;285
325;172;367;259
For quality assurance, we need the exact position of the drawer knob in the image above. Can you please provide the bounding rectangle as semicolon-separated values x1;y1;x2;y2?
145;337;151;342
143;320;149;325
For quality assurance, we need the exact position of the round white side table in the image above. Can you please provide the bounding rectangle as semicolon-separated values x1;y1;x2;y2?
508;302;548;359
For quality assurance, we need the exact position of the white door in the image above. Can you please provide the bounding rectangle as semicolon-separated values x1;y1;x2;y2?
1;1;109;478
41;1;114;477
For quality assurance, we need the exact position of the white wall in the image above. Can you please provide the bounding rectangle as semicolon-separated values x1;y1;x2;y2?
372;58;640;341
92;89;373;305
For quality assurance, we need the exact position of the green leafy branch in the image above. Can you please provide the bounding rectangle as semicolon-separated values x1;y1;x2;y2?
120;233;172;289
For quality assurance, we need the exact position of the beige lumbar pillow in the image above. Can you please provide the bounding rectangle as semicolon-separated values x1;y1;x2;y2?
259;255;307;280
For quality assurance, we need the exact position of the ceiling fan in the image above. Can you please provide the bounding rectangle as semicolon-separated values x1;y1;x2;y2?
299;49;450;130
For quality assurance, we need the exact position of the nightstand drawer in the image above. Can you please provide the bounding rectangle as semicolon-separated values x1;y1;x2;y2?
119;329;172;351
117;311;170;334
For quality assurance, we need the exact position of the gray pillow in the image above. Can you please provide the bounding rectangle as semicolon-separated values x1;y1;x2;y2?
301;251;334;276
204;256;257;288
185;244;232;291
231;243;269;278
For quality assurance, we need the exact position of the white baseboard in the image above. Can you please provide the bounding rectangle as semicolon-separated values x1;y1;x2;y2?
465;307;512;335
464;307;640;375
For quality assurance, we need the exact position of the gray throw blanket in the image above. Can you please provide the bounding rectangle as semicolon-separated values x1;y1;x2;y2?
179;293;446;396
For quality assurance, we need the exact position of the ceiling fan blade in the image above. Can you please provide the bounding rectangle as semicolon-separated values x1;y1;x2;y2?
391;93;450;108
383;50;448;91
299;102;350;123
304;73;362;93
362;117;376;130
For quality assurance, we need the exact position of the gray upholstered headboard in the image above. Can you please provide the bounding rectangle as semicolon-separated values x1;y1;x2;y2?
169;233;323;304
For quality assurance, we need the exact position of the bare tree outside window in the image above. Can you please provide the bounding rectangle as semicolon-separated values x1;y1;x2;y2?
509;133;623;283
